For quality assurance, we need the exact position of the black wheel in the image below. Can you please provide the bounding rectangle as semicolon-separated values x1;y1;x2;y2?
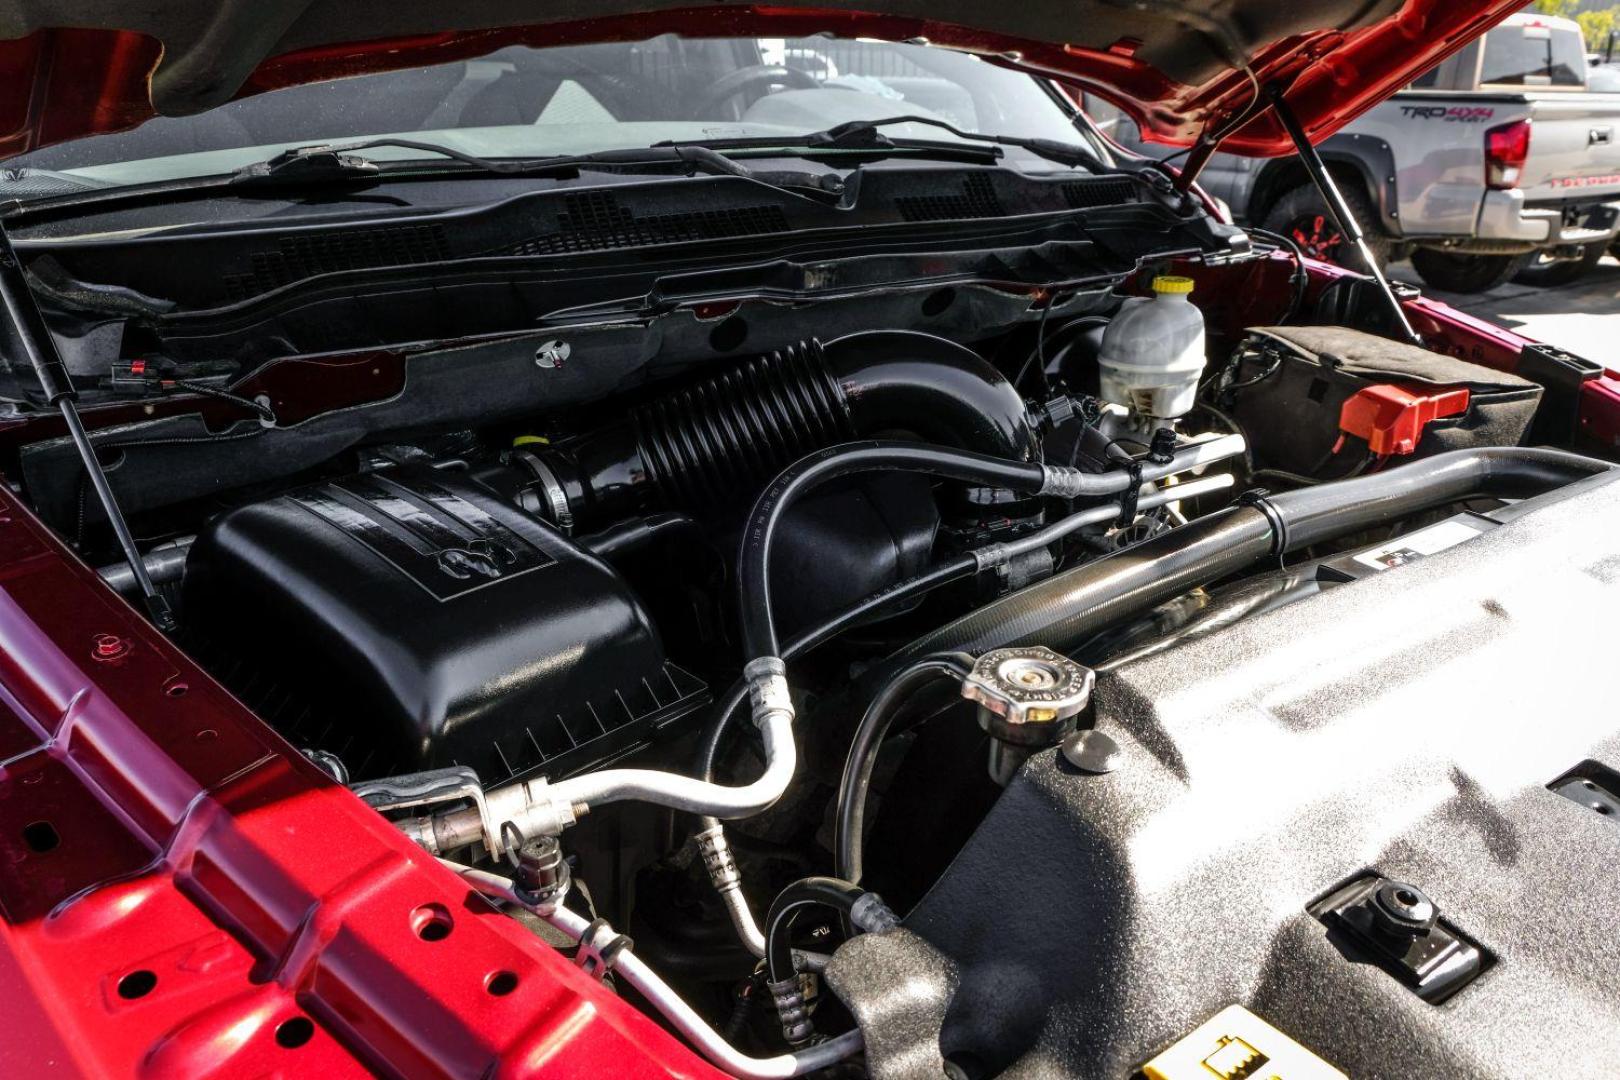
1514;242;1605;287
1409;249;1530;294
1260;183;1391;273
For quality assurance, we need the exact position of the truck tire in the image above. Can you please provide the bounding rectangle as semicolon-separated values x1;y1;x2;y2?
1514;242;1605;287
1409;249;1529;294
1260;183;1391;272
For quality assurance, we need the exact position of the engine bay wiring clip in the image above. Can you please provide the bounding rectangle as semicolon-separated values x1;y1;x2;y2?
575;917;634;981
1237;488;1289;559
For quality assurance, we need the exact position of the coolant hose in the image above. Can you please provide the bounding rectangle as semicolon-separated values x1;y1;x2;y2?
695;470;1238;792
764;876;868;984
834;654;976;886
694;471;1237;957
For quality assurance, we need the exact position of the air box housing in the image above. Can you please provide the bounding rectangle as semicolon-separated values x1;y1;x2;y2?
185;469;704;783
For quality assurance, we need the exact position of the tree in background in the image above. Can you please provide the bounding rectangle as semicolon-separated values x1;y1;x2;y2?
1531;0;1620;50
1580;9;1616;50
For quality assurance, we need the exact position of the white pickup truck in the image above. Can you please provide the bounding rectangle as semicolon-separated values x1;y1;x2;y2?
1089;11;1620;292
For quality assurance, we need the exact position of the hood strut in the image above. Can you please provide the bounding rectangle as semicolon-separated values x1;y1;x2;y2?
1267;84;1421;346
0;224;177;631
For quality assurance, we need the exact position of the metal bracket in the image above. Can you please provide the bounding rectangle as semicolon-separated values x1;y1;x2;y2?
349;766;503;860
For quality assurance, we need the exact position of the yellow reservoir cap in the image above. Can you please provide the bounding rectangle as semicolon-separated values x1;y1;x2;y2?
1151;275;1195;295
1141;1005;1346;1080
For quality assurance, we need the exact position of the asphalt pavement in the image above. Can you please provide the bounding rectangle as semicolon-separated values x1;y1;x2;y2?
1389;256;1620;366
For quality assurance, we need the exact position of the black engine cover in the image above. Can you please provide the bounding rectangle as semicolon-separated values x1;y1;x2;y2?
186;469;704;782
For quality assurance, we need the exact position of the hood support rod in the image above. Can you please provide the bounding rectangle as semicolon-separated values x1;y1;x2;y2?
1268;85;1422;346
0;224;176;631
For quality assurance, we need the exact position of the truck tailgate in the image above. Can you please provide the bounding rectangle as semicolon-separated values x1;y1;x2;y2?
1521;94;1620;200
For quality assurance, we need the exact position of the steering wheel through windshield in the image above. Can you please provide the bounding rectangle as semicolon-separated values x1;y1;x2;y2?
691;64;821;119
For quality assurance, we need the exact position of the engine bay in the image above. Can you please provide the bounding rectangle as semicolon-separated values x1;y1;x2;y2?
0;150;1615;1078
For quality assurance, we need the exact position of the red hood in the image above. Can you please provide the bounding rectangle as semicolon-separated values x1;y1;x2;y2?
0;1;1521;160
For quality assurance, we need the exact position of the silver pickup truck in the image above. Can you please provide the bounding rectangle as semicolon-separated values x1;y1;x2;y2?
1089;11;1620;292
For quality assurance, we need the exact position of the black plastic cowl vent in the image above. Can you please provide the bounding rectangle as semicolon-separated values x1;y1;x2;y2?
1061;177;1138;209
223;224;450;300
895;173;1005;222
500;189;791;256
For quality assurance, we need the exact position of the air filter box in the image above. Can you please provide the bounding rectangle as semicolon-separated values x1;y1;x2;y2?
185;469;705;782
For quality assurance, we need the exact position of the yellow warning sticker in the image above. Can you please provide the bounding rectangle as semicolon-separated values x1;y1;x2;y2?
1141;1005;1347;1080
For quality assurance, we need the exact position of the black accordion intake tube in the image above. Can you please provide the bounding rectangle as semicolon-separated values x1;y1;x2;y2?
519;330;1037;527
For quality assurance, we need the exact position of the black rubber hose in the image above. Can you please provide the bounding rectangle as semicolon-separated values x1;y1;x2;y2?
692;560;975;848
889;507;1275;664
834;654;976;886
824;330;1038;463
693;471;1239;789
577;512;701;562
692;556;977;840
765;876;865;983
877;446;1611;678
736;440;1050;660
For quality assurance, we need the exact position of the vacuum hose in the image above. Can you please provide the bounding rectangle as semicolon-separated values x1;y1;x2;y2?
515;330;1038;527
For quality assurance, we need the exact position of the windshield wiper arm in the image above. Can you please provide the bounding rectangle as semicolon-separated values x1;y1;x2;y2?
228;138;837;196
815;116;1105;168
659;115;1109;173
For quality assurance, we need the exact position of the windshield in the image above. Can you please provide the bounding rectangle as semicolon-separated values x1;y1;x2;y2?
1479;23;1587;88
12;36;1081;189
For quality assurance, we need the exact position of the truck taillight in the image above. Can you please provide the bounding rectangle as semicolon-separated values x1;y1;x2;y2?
1485;119;1531;190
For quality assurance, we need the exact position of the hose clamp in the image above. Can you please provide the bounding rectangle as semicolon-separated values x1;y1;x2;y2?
1237;488;1289;557
972;542;1011;572
1039;463;1085;498
695;824;742;893
510;448;574;535
744;657;794;727
575;918;634;981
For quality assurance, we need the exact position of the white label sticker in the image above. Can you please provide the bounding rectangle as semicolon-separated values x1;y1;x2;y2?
1352;518;1486;571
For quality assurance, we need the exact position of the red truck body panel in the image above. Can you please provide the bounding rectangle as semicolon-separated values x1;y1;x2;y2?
0;485;721;1078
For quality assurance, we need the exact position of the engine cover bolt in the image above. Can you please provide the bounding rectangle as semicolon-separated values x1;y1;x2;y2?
1372;880;1438;935
1061;729;1124;774
534;340;570;369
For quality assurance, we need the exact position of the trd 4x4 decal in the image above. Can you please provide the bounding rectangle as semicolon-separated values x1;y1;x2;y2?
1399;105;1497;122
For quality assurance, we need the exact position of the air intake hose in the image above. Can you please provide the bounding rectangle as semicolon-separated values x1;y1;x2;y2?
513;330;1037;528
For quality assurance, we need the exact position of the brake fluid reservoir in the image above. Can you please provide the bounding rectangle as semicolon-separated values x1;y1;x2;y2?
1098;275;1206;421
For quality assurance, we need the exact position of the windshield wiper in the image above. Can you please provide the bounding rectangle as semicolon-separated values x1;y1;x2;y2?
656;115;1111;173
228;138;842;198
